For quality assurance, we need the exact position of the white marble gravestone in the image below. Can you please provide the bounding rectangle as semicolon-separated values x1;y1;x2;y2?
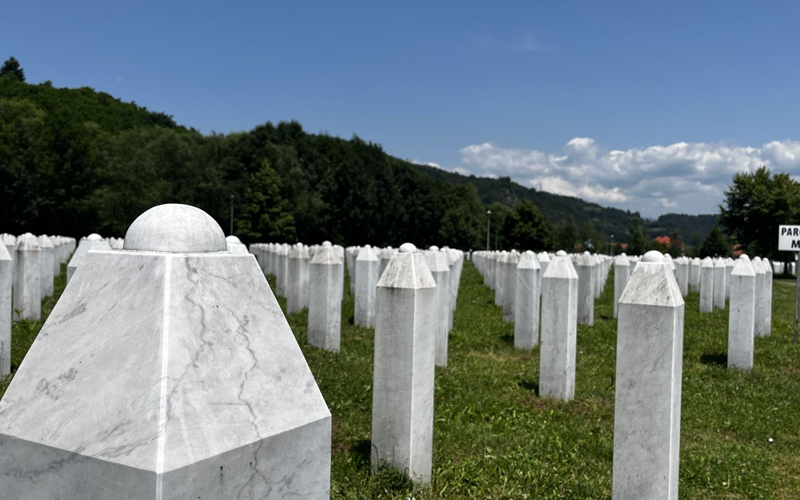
0;204;331;500
514;251;540;349
308;242;343;352
576;252;595;326
613;254;630;319
38;235;55;298
0;244;11;375
502;251;519;323
287;243;311;314
613;251;683;500
225;235;249;254
371;243;437;483
425;247;451;367
713;258;727;310
355;246;379;328
728;255;755;370
12;234;41;321
539;250;577;401
700;257;714;313
690;258;701;292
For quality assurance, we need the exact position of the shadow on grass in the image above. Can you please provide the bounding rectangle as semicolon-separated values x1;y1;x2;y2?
350;438;371;470
501;333;514;345
700;352;727;367
517;379;540;396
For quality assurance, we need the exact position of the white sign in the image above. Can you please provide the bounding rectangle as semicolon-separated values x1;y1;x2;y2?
779;225;800;251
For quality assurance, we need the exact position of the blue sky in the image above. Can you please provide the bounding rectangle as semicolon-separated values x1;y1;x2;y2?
3;0;800;217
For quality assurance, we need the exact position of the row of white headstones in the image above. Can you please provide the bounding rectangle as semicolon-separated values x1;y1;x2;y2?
249;241;466;484
471;248;779;499
0;233;80;376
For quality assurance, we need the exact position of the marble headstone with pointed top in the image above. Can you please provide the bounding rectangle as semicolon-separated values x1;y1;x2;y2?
728;255;755;370
66;233;111;284
613;251;684;500
371;243;437;484
308;242;343;352
0;203;331;500
539;250;577;401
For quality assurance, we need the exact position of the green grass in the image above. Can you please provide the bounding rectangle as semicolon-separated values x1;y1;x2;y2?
3;260;799;498
279;262;800;499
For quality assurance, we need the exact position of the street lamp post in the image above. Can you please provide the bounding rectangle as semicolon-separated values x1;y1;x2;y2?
486;210;492;251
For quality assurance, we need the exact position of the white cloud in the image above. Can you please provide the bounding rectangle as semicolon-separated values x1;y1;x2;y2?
458;138;799;217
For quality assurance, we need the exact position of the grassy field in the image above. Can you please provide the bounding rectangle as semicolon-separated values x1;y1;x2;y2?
280;261;800;500
2;260;798;499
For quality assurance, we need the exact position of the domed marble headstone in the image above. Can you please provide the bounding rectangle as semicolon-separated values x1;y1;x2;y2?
0;203;331;500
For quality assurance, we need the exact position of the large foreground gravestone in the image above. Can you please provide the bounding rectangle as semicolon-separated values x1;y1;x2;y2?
0;204;331;500
371;243;437;483
613;251;684;500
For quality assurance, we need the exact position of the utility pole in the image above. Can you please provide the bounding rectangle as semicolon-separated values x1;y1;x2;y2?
229;195;234;236
486;210;492;251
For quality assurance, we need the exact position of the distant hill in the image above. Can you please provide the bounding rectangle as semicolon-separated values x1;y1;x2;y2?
413;163;717;242
0;70;717;247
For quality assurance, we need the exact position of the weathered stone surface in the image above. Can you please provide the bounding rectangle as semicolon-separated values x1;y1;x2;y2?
753;257;769;337
0;244;11;376
287;243;311;314
371;243;437;483
713;258;727;310
613;254;630;319
425;247;451;366
514;251;540;350
502;251;520;323
576;252;595;326
308;243;343;352
0;204;331;500
355;246;379;328
225;235;249;254
700;257;714;313
613;251;684;500
13;234;41;321
728;255;755;371
38;235;55;298
690;258;701;292
539;250;577;401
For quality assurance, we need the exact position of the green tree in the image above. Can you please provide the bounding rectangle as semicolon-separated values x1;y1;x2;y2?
555;215;578;252
502;199;553;251
720;166;800;260
235;159;296;242
698;225;730;258
626;217;648;255
487;202;512;250
0;57;25;82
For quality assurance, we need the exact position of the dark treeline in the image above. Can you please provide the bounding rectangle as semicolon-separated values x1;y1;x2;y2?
0;65;717;250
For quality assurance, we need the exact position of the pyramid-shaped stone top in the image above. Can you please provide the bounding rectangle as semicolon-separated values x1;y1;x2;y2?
0;204;330;499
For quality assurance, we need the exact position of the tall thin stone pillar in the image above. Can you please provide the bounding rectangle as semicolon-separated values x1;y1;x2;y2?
371;243;437;483
713;258;727;310
539;250;577;401
700;257;714;313
613;253;630;319
613;251;684;500
0;244;11;375
308;243;343;352
13;234;41;321
576;252;595;326
287;244;310;314
355;246;379;328
728;255;755;370
675;257;689;297
514;251;540;349
690;258;701;292
425;247;451;366
763;259;773;337
753;257;768;337
38;235;55;298
502;251;519;323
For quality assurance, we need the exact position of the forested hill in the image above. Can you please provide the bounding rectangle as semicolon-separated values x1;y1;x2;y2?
0;73;716;249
